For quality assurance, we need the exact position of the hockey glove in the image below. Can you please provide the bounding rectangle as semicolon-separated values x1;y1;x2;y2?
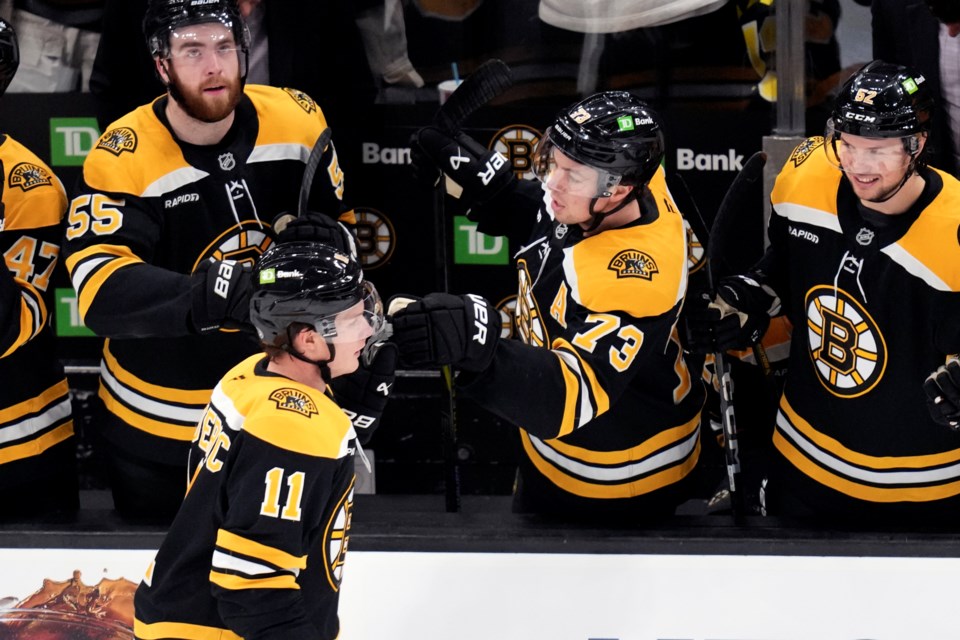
190;259;253;334
271;210;357;256
684;275;779;353
923;358;960;431
331;342;398;444
411;127;514;207
389;292;499;372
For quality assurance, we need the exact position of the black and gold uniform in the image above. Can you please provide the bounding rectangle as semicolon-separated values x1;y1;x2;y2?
0;135;77;516
757;137;960;523
134;354;356;640
62;85;348;517
462;167;706;518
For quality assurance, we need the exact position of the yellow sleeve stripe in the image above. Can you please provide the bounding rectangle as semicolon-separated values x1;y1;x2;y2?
552;350;581;438
65;244;143;320
0;379;69;423
103;341;214;405
537;410;701;465
781;395;960;468
98;385;196;441
134;619;242;640
209;570;300;591
553;338;610;418
0;421;73;464
215;529;308;570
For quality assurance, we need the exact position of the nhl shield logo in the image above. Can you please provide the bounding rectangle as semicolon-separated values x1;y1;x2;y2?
270;388;319;417
608;249;659;280
8;162;53;191
855;227;875;246
218;152;236;171
96;127;138;156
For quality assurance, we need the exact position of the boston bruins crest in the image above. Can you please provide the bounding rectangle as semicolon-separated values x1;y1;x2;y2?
97;127;138;156
8;162;53;191
283;87;317;114
790;136;824;167
608;249;658;280
270;388;319;417
805;284;887;398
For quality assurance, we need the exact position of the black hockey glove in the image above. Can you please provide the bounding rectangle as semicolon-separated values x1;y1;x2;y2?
389;292;499;372
410;127;514;207
684;275;779;353
190;259;253;334
331;343;398;444
923;358;960;431
271;210;356;256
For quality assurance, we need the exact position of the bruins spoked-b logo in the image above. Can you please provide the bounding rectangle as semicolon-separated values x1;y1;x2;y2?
489;125;541;180
8;162;53;191
96;127;137;156
270;388;319;417
283;87;317;114
806;285;886;397
608;249;658;280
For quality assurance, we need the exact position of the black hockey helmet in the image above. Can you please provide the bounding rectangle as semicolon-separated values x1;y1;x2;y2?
533;91;665;198
827;60;934;140
143;0;250;59
250;241;385;349
0;19;19;98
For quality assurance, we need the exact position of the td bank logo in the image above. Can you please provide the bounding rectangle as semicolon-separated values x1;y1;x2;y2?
453;216;508;265
55;288;95;337
50;118;101;166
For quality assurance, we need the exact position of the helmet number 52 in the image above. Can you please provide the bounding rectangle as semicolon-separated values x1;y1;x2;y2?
854;89;877;105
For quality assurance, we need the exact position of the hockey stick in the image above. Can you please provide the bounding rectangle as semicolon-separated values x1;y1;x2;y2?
272;126;333;235
431;59;514;512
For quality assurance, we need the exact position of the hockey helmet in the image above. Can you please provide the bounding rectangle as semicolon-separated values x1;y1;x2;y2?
143;0;250;59
250;241;385;349
0;19;18;98
533;91;665;198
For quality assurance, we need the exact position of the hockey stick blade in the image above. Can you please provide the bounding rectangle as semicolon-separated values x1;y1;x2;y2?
707;151;766;274
434;59;514;134
297;126;333;218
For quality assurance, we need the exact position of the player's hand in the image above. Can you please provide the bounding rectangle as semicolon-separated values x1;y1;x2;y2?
190;259;253;334
410;127;515;206
331;343;398;444
271;210;356;256
684;276;778;353
923;358;960;431
389;292;499;372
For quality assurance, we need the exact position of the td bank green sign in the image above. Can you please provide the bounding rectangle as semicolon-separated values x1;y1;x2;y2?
50;117;101;167
55;287;96;337
453;216;508;265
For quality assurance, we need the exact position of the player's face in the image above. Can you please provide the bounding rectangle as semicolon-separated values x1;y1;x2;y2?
162;22;242;123
542;149;612;226
328;301;376;378
836;133;913;203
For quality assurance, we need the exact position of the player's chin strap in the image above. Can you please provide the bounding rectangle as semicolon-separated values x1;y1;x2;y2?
848;152;924;205
584;186;639;233
283;326;335;384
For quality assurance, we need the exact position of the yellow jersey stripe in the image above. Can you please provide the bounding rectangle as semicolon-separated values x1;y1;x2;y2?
209;570;300;591
0;422;73;464
552;351;580;438
134;619;242;640
216;529;307;570
0;379;69;424
103;342;214;405
98;385;196;441
554;338;609;418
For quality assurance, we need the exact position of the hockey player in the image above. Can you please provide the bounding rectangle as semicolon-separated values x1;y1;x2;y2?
396;91;706;520
0;19;78;518
134;241;392;640
690;60;960;526
61;0;352;521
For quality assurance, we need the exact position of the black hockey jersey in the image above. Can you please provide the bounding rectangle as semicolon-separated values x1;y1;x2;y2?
134;354;357;639
0;135;73;486
62;85;348;464
463;167;705;511
760;137;960;521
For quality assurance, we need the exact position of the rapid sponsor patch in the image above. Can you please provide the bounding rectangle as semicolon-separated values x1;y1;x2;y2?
8;162;53;191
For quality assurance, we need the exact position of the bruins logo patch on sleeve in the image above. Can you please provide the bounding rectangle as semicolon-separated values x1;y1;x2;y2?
790;136;824;167
270;388;319;417
608;249;658;280
283;87;317;114
8;162;53;191
97;127;138;156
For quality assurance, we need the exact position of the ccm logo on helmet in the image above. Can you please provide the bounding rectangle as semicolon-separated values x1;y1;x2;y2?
844;111;877;122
